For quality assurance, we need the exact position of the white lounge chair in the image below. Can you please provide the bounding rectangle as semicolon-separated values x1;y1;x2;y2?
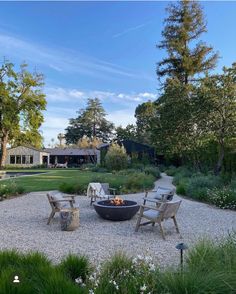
87;182;116;205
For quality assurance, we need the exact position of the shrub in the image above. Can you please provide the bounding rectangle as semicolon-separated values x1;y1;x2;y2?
207;187;236;210
186;175;222;201
176;182;187;195
0;250;82;294
144;166;161;179
93;253;157;294
165;166;178;176
130;163;145;171
123;172;155;193
59;182;87;195
105;142;128;171
58;254;91;282
0;181;25;200
172;167;193;185
90;165;108;173
116;168;139;175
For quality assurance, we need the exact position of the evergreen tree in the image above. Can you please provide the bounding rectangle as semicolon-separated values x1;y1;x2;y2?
65;98;114;144
157;0;218;85
115;124;137;141
135;101;156;144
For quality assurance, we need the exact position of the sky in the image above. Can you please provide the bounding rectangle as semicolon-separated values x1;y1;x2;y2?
1;1;236;146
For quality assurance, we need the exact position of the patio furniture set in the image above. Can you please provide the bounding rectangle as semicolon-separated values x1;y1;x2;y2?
46;183;181;239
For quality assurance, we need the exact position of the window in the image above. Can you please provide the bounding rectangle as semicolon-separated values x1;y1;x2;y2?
22;155;26;164
30;156;33;164
26;156;30;164
16;156;21;164
10;156;15;164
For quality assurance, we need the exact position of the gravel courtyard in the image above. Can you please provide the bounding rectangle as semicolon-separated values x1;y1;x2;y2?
0;174;235;267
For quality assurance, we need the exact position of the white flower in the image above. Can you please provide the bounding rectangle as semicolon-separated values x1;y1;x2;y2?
149;263;155;271
89;275;95;281
140;284;147;291
75;277;83;284
89;290;95;294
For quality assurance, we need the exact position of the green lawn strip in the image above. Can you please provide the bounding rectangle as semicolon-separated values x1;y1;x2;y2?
1;169;126;193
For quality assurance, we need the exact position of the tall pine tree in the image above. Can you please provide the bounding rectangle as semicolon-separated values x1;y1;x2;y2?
157;0;218;85
65;98;114;144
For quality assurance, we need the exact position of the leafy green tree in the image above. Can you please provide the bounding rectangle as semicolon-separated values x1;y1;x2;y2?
0;60;46;167
115;124;137;141
105;142;128;171
196;65;236;174
135;101;156;144
157;0;218;85
65;98;114;144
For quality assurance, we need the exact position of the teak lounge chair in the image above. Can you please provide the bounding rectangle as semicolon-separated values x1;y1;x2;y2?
135;199;181;240
46;191;78;224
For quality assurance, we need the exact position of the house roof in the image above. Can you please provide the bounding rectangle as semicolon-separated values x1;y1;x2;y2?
7;145;50;154
44;148;99;156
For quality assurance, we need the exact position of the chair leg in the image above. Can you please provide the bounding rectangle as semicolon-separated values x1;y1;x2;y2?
135;216;142;232
158;222;166;240
172;216;180;234
47;211;55;225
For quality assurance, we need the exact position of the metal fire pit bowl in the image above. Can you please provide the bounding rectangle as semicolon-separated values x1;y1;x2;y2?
93;199;140;221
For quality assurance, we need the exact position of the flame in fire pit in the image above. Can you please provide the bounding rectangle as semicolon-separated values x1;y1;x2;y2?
110;196;124;206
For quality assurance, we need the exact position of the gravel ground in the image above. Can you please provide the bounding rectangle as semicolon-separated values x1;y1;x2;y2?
0;174;235;267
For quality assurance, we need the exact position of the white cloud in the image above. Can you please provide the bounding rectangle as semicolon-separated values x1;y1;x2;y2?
107;109;136;127
45;86;157;104
112;21;152;38
0;32;153;81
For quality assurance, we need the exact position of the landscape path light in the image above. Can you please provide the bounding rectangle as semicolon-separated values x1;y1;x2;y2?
175;242;188;271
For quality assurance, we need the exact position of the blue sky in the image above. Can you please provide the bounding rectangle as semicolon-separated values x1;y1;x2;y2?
0;1;236;146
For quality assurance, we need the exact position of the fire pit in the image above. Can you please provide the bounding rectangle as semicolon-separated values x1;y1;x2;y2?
93;197;140;221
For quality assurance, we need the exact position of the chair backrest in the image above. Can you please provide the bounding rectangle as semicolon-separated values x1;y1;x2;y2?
87;182;113;198
154;186;175;201
101;183;109;195
159;200;181;220
47;191;64;209
87;183;104;197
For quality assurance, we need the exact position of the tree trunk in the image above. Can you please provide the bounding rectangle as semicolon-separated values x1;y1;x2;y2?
0;132;8;168
214;142;224;175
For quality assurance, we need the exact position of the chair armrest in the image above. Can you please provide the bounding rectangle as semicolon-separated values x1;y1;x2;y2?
50;199;74;203
140;204;160;211
108;188;116;191
142;197;160;203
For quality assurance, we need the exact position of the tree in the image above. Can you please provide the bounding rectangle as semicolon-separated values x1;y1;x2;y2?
115;124;137;141
11;130;43;149
135;101;156;144
157;0;218;85
0;60;46;167
77;136;102;149
196;65;236;174
105;142;128;171
65;98;114;144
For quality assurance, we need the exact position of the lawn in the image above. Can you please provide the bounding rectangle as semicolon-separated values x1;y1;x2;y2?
1;169;128;193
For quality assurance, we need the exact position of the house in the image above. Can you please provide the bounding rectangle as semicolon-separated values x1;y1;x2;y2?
44;147;100;167
5;146;100;167
5;146;50;167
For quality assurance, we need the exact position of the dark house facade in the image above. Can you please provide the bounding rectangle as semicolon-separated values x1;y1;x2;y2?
99;140;156;164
